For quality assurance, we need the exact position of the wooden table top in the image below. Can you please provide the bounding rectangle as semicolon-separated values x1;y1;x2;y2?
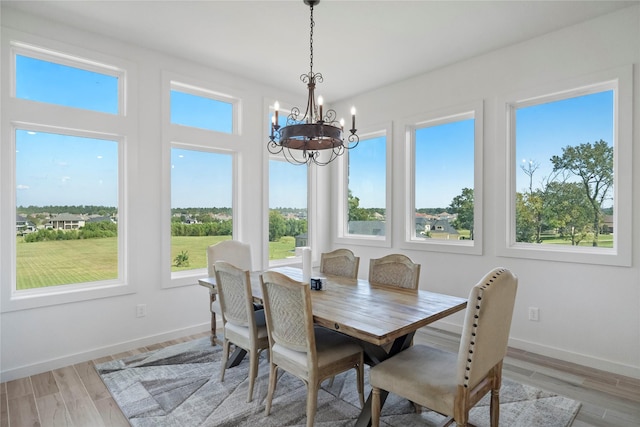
198;266;467;346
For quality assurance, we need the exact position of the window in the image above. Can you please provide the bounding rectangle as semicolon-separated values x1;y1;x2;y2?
336;126;390;246
14;46;122;114
498;66;632;266
3;40;131;311
514;90;614;248
403;102;483;254
164;78;239;286
268;159;308;263
170;148;233;274
170;83;237;134
15;129;119;289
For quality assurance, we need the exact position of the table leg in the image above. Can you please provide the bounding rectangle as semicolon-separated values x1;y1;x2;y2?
355;332;415;427
226;347;248;368
209;291;217;345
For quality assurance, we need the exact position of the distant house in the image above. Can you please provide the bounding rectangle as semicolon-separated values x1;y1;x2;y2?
16;214;36;235
295;233;308;247
47;213;86;230
87;215;116;223
601;214;614;234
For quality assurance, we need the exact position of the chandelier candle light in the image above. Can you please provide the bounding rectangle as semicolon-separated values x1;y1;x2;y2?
268;0;359;166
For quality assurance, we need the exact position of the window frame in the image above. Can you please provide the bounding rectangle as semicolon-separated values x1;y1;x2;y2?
496;66;632;266
161;72;241;288
335;123;392;248
263;98;315;268
170;81;241;135
400;101;484;255
1;33;135;312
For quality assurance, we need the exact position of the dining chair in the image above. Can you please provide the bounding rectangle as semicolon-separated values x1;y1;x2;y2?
320;248;360;279
214;261;269;402
369;267;518;427
260;270;365;427
206;240;253;343
368;253;421;290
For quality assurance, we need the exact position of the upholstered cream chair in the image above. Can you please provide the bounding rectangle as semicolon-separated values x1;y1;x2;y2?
260;270;365;427
214;261;269;402
369;267;518;427
206;240;252;343
368;253;421;290
320;248;360;279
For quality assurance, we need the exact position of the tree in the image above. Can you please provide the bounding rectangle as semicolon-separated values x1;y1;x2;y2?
348;189;369;221
550;140;613;247
449;187;474;239
543;181;592;245
269;210;286;242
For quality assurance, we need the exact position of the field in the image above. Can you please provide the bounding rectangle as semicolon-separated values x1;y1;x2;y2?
16;232;611;289
16;235;297;289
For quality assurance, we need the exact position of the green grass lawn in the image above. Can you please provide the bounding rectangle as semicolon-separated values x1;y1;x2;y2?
16;235;298;289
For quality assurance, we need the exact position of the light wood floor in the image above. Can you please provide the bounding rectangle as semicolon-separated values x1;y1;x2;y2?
1;329;639;426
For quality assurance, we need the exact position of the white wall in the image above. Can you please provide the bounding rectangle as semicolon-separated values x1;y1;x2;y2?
1;5;638;382
0;7;300;381
329;5;640;378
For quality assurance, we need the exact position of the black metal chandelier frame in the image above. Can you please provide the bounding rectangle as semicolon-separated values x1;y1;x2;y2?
267;0;359;166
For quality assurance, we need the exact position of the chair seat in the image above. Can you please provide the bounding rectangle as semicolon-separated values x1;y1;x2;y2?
272;327;362;376
226;321;269;341
370;344;458;416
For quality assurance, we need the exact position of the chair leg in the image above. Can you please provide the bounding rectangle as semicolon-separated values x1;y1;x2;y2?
490;385;500;426
265;363;278;416
247;349;258;402
372;387;381;427
220;338;230;382
306;382;318;427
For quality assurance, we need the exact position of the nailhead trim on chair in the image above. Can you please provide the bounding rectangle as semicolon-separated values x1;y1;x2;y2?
462;268;507;388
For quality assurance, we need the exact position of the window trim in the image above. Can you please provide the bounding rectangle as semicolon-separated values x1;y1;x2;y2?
161;72;241;288
11;41;126;116
400;101;484;255
1;34;135;313
170;80;241;135
2;123;130;313
335;122;393;248
496;65;632;266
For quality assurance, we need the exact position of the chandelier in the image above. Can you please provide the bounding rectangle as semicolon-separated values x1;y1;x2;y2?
267;0;359;166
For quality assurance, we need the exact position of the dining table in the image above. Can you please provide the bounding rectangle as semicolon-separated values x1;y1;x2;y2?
198;266;467;427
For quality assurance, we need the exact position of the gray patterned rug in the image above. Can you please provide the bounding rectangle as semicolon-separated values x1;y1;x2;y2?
95;337;580;426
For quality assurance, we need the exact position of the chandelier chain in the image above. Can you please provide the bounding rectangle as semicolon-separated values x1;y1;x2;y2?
309;3;314;74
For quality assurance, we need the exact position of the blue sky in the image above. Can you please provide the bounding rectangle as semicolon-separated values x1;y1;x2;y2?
15;55;614;211
516;90;614;200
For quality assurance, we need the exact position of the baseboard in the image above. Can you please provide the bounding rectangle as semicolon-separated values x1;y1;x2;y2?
0;323;211;382
420;322;640;379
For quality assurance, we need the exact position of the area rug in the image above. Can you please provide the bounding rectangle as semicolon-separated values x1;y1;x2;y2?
95;337;581;426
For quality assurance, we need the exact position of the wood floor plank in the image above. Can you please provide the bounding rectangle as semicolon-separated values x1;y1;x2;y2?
31;371;59;398
1;383;9;427
6;377;33;399
65;396;104;427
93;397;129;427
73;362;110;401
51;366;88;403
35;393;72;427
7;394;39;427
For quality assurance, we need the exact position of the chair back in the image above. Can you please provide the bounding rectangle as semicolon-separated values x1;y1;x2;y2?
260;271;315;355
320;248;360;279
456;267;518;389
214;261;255;328
207;240;252;276
368;253;421;290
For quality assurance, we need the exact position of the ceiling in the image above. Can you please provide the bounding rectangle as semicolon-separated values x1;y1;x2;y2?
3;0;636;102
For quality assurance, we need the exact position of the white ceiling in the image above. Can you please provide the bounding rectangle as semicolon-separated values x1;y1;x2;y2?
3;0;636;102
